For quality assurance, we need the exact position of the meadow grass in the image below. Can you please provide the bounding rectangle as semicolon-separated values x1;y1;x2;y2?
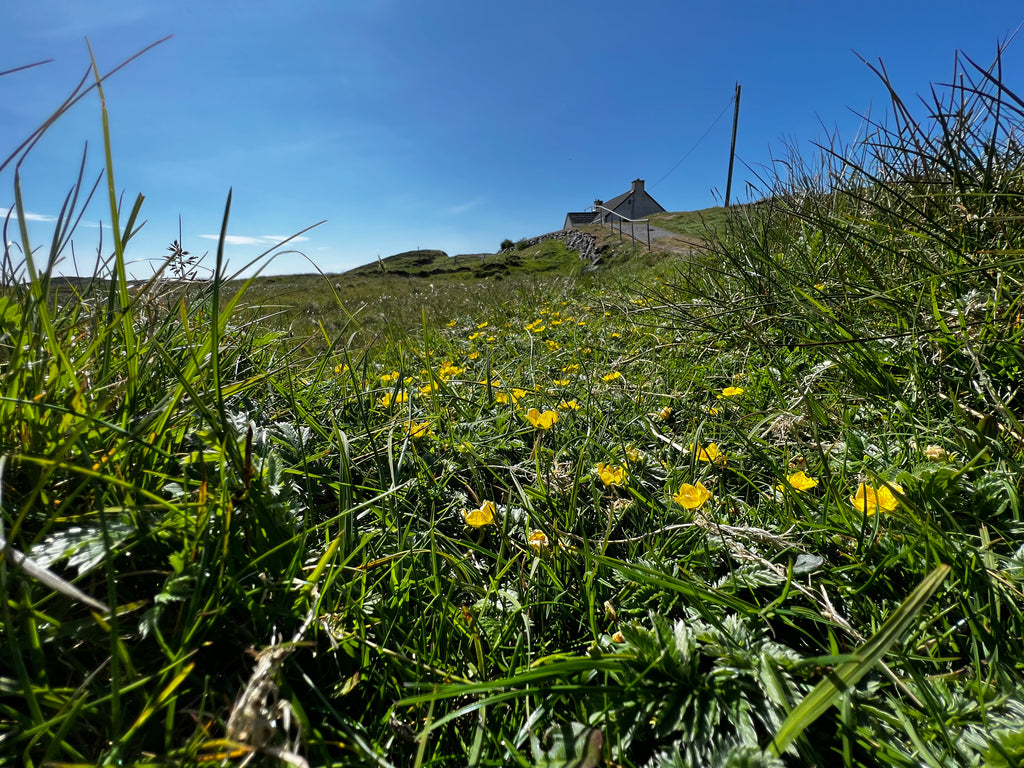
2;45;1024;767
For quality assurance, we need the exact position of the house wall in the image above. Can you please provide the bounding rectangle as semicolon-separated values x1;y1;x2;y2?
564;212;600;229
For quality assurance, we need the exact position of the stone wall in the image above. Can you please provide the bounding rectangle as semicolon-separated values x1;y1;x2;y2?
500;229;598;266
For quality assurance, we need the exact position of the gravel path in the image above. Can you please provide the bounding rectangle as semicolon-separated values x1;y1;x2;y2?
603;221;705;254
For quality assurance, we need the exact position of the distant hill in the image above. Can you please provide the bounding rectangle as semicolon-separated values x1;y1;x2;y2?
344;249;479;278
342;239;595;280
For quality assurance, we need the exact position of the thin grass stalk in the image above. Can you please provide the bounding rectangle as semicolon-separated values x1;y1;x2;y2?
86;42;138;423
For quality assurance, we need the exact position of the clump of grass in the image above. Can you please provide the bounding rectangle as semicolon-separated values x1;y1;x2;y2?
3;40;1024;768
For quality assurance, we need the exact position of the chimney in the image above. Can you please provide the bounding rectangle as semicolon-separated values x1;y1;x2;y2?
631;179;645;194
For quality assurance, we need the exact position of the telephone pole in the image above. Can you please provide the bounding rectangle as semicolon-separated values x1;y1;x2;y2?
724;82;741;207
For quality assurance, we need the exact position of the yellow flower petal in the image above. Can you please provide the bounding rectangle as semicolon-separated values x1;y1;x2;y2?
463;500;496;527
527;530;549;552
377;391;409;408
673;481;713;509
525;407;558;430
595;462;626;487
849;482;902;515
779;470;818;492
691;443;726;466
405;421;433;439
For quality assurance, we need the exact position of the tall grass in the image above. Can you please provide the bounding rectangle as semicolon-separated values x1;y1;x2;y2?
2;42;1023;768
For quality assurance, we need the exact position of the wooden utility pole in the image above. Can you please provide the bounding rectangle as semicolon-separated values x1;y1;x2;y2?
724;82;741;207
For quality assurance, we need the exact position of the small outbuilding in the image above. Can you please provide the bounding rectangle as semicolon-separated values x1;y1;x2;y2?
564;179;666;230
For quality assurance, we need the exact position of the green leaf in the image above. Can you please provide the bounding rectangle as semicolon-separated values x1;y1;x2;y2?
767;563;950;756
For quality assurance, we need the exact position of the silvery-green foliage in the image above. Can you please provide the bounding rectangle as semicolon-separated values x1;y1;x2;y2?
608;612;803;766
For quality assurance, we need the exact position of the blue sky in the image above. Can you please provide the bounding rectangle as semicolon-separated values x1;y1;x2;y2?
3;1;1023;277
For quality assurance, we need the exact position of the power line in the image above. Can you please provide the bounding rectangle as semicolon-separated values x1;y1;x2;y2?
651;93;736;188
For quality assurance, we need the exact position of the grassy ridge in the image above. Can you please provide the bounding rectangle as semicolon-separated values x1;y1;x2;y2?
2;45;1024;767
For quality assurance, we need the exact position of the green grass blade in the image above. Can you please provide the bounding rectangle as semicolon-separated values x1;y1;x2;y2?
86;40;138;420
767;563;951;757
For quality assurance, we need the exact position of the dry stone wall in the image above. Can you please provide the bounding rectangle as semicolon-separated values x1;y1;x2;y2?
500;230;598;266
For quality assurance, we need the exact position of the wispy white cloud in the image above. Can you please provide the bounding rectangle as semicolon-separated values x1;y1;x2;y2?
261;235;310;243
0;207;58;223
446;200;482;215
199;234;310;246
199;235;266;246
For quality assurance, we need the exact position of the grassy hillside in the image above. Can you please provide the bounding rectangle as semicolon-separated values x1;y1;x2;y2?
651;204;743;240
219;232;672;347
3;47;1024;768
342;240;592;279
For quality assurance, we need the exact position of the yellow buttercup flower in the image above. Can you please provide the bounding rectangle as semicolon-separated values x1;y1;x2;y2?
595;462;626;487
527;530;550;552
463;500;496;527
850;482;903;515
525;408;558;430
673;481;713;509
405;420;433;439
558;399;581;411
718;386;745;398
437;362;464;380
779;470;818;492
691;443;726;465
378;391;409;408
602;371;623;382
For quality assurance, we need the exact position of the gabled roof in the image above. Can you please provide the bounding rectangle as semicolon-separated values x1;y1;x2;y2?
602;188;634;211
601;180;665;215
